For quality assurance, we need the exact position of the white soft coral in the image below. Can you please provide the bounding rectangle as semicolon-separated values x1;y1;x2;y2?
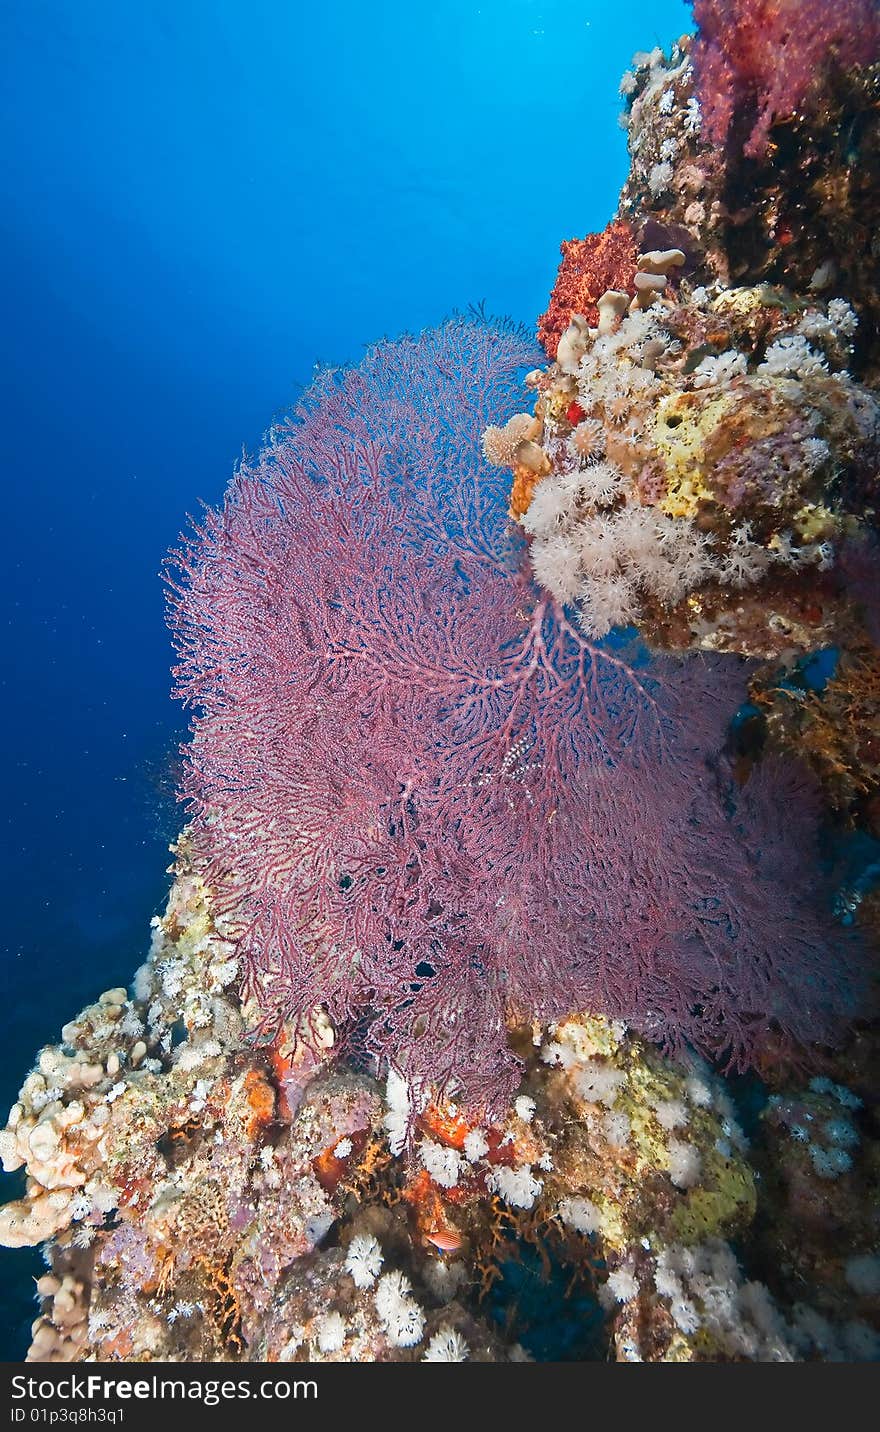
374;1270;425;1348
720;523;771;589
578;574;638;638
422;1327;469;1361
530;534;584;605
521;472;582;537
344;1233;383;1289
580;460;624;509
757;335;828;381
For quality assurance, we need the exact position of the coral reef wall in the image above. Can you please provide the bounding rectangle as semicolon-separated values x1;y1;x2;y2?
500;23;880;658
2;849;877;1362
3;2;880;1365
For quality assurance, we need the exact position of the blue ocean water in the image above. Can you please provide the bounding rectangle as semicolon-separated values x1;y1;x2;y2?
0;0;691;1355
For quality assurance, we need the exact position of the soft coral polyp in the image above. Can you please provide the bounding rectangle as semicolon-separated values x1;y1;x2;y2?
691;0;880;157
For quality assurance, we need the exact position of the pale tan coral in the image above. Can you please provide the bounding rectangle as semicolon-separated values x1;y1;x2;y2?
629;249;685;312
556;314;592;373
480;412;539;467
28;1272;91;1362
597;290;630;335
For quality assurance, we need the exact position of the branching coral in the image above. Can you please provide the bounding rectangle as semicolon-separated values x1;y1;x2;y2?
167;316;869;1110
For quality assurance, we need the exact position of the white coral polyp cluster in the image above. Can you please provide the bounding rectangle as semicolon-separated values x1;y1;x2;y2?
419;1137;462;1189
757;334;829;381
374;1270;425;1348
557;1195;602;1236
521;306;728;637
604;1261;640;1304
463;1127;489;1162
481;411;538;467
422;1327;469;1362
383;1068;411;1156
486;1163;543;1210
495;284;867;641
315;1311;346;1354
667;1137;701;1189
651;1240;880;1362
344;1233;384;1290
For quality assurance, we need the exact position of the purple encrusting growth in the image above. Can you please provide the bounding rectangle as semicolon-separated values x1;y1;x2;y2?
711;416;825;511
166;316;869;1110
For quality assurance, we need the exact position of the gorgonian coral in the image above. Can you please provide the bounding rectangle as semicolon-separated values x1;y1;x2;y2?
690;0;880;158
167;316;868;1112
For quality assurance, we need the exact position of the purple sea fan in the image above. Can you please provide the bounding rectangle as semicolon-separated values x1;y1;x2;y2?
166;315;869;1111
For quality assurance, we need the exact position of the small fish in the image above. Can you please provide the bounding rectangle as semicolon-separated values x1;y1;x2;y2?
423;1228;463;1254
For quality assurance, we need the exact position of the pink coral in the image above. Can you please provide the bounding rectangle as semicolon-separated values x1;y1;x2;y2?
166;317;869;1111
691;0;880;158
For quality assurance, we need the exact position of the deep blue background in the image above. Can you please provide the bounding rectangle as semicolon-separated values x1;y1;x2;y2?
0;0;691;1355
